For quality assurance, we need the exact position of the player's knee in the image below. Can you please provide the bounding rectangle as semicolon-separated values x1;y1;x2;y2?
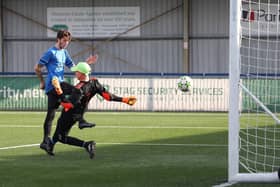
57;134;67;144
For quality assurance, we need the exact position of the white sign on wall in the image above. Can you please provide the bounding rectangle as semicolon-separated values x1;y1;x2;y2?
47;7;140;38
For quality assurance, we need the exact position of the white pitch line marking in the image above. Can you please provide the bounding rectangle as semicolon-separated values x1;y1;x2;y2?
0;125;41;128
0;125;227;129
0;143;39;150
98;126;227;129
0;142;227;151
212;182;237;187
97;142;227;147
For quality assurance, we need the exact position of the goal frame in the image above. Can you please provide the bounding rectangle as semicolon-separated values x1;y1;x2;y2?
228;0;280;183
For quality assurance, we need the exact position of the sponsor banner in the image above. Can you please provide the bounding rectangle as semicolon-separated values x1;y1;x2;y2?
86;78;229;111
0;77;229;111
47;7;140;38
0;77;47;110
241;2;280;36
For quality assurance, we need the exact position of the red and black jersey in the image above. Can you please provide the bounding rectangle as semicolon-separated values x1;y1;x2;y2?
70;77;122;114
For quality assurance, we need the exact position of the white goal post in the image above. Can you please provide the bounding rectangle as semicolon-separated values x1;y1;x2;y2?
229;0;280;183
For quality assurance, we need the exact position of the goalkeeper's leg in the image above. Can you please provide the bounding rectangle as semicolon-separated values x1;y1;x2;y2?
52;114;96;159
60;82;95;129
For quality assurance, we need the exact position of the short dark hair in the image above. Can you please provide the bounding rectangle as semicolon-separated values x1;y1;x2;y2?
56;30;71;40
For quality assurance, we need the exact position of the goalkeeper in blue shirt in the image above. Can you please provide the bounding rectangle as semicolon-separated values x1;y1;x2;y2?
34;30;98;154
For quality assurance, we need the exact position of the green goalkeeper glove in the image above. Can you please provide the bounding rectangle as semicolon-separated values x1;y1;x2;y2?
122;96;137;106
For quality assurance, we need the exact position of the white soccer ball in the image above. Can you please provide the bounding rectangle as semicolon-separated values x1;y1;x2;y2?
177;76;192;92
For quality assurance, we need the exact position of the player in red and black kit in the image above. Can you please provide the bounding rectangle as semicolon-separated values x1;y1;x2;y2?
48;62;137;159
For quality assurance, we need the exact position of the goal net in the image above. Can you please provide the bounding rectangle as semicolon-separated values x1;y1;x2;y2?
229;0;280;183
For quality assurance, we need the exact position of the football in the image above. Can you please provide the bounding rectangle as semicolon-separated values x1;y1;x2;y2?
177;76;192;92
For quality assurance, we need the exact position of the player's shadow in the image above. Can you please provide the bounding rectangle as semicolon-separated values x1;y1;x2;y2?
0;130;229;187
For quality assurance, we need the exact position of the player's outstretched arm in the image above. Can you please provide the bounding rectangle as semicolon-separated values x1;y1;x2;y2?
122;96;137;106
101;91;137;106
95;79;136;106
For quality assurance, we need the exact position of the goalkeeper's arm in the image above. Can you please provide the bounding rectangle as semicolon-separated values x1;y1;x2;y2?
100;91;136;106
94;79;136;106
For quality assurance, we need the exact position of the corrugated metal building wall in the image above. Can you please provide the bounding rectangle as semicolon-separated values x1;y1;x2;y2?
1;0;230;73
189;0;229;73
